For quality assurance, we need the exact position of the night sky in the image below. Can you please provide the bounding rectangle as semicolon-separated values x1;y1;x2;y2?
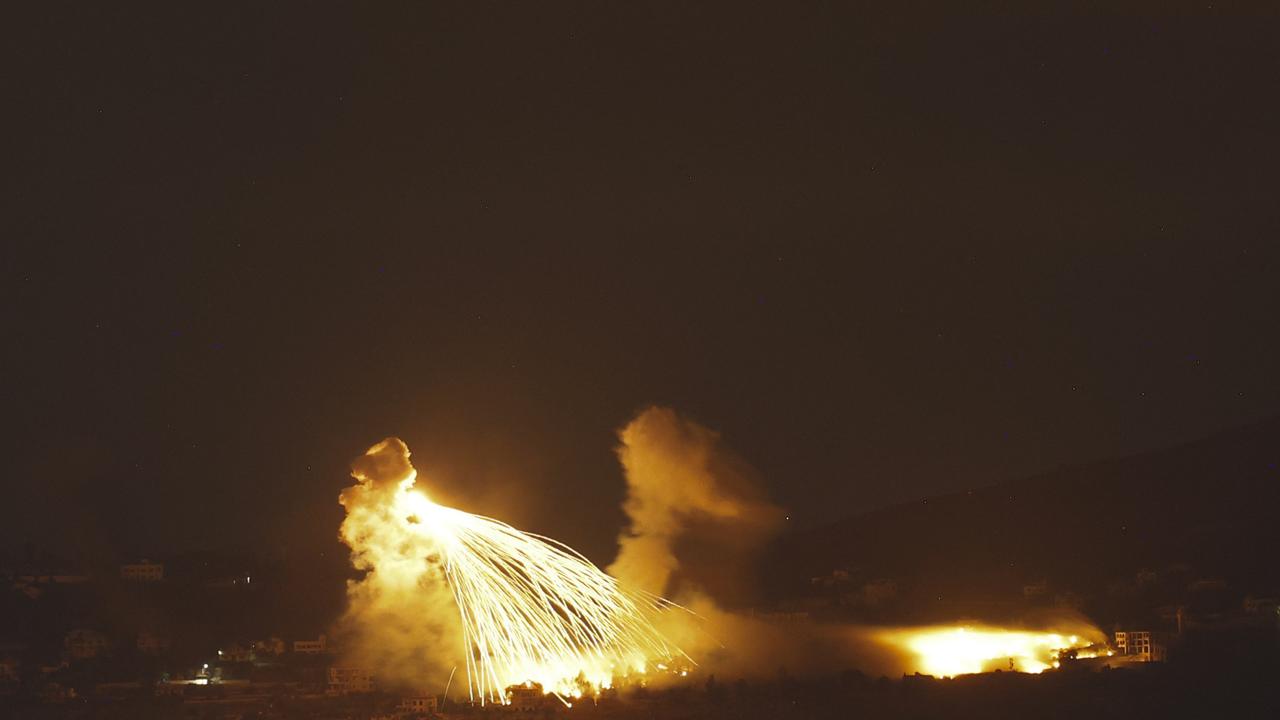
5;4;1279;564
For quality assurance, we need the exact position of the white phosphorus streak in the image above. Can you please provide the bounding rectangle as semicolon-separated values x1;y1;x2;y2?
396;483;688;704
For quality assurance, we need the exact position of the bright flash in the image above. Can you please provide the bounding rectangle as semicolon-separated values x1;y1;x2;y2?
878;625;1101;677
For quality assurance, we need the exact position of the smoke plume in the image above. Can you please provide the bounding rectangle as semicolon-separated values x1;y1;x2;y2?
609;406;785;602
608;407;824;677
335;438;461;692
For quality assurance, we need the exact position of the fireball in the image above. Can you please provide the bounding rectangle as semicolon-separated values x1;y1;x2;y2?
877;625;1104;677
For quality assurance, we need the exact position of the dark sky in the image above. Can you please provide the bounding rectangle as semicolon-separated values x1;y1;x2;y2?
4;3;1279;564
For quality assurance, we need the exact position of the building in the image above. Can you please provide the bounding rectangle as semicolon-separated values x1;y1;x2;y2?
326;666;375;695
38;682;77;703
204;575;254;588
0;653;19;681
859;578;899;606
293;635;327;654
13;572;89;585
217;642;253;663
0;640;24;686
1135;568;1159;586
507;682;550;712
400;694;439;713
120;560;164;582
1114;630;1167;662
810;569;851;587
1243;594;1280;614
253;636;286;656
8;572;88;600
64;629;109;660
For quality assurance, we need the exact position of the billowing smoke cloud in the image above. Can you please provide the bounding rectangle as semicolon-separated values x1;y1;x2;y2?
609;407;825;676
335;439;461;692
609;406;785;603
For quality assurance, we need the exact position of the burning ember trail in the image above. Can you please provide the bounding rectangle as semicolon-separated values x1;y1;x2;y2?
876;625;1108;677
339;439;687;705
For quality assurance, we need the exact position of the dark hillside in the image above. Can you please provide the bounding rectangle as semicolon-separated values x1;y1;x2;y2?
772;416;1280;622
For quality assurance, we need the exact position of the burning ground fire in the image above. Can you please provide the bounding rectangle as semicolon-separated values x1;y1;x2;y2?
874;624;1111;677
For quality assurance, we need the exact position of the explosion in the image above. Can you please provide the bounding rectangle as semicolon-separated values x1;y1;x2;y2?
338;438;687;705
875;624;1109;677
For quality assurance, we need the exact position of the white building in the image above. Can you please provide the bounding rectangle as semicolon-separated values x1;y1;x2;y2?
293;635;327;654
120;560;164;582
326;666;374;695
507;682;548;712
400;694;439;713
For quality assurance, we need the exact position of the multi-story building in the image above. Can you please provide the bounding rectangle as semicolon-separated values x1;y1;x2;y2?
119;560;164;582
1114;630;1167;662
326;666;374;695
0;656;19;683
253;637;286;656
399;694;439;714
507;682;549;712
217;642;253;663
293;635;327;654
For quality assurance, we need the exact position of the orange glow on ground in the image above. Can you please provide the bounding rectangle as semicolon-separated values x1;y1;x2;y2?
877;625;1105;677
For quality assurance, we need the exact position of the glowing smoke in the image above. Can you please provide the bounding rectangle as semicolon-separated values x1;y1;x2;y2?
337;438;686;700
608;407;810;676
336;438;462;692
609;406;785;601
